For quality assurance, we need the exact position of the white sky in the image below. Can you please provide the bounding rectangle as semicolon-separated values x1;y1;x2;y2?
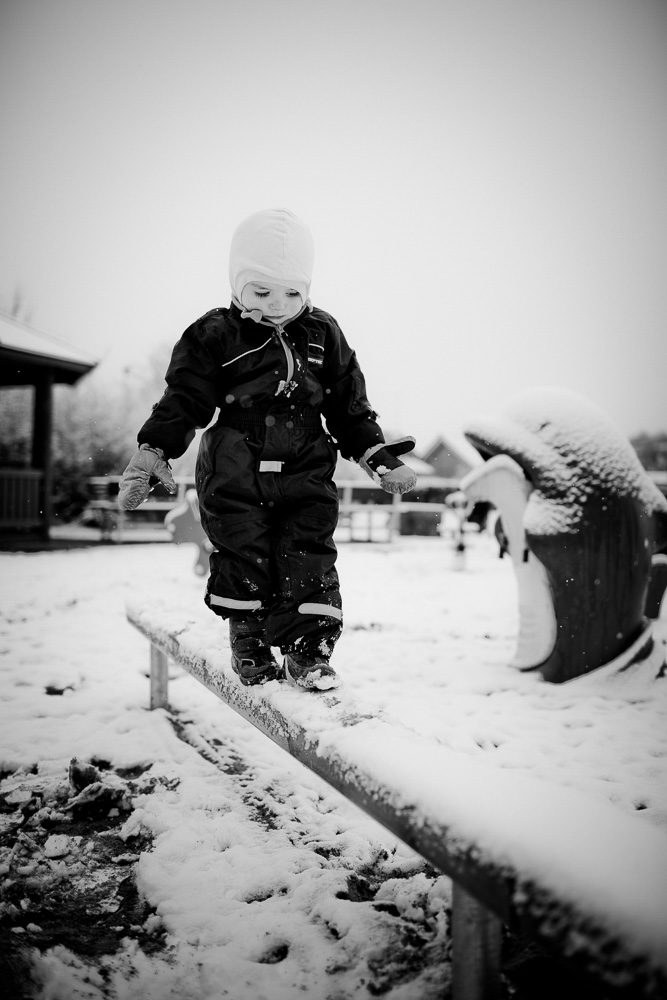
1;0;666;451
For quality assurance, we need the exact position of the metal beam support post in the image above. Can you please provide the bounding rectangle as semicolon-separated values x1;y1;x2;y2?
452;881;503;1000
149;644;169;709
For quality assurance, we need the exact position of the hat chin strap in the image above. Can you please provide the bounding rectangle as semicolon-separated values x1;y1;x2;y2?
231;294;263;322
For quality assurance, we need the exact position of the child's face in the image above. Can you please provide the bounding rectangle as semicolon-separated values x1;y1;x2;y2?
240;281;303;325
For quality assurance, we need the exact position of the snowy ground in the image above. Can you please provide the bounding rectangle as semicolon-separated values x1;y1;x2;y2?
1;527;666;999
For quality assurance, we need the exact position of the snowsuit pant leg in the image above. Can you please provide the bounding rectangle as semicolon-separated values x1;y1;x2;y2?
196;422;275;619
257;476;342;656
196;411;342;655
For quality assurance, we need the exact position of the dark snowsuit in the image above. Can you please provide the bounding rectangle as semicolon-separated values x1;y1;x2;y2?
138;302;385;652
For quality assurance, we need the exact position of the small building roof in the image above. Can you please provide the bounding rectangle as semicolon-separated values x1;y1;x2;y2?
0;312;98;386
421;434;481;479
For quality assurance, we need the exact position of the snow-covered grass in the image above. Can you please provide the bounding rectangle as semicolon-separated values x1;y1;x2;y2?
1;530;666;998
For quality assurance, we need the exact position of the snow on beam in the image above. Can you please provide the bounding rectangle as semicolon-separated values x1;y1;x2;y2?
127;598;667;1000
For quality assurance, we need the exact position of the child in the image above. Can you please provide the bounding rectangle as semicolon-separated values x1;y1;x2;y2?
119;208;417;690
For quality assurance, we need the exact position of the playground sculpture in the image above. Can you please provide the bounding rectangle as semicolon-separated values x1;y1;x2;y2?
164;489;213;577
460;387;667;683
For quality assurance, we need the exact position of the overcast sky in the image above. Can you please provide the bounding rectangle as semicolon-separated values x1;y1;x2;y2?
1;0;666;452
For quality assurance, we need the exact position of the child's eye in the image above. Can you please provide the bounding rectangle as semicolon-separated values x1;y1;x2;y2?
287;291;301;298
254;291;270;298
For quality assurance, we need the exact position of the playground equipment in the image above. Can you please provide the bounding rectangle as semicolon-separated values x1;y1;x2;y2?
461;387;667;683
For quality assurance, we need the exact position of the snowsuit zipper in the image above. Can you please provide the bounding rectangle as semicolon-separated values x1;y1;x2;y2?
273;324;295;395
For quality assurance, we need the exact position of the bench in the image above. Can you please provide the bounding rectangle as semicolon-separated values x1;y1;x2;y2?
127;597;667;1000
86;477;193;542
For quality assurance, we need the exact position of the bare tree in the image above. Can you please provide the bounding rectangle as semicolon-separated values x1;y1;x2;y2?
1;284;33;323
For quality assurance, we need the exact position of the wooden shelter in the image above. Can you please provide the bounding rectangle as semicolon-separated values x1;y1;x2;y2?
0;312;97;539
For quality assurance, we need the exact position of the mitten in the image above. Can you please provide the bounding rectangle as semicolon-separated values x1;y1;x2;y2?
360;436;418;495
118;444;177;510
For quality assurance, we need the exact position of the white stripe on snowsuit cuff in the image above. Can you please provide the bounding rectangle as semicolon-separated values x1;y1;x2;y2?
209;595;263;611
297;603;343;620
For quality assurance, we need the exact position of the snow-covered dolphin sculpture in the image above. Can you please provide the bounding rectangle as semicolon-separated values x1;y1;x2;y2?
460;387;667;683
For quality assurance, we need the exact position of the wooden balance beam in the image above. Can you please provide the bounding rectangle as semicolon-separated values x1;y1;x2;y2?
127;598;667;1000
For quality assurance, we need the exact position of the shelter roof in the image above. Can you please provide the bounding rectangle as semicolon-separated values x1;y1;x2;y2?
0;312;97;386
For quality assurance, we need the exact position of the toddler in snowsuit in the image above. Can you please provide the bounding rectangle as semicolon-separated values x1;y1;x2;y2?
119;209;417;690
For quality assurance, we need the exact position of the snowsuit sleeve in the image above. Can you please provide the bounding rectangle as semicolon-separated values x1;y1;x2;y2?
137;319;218;459
320;317;385;462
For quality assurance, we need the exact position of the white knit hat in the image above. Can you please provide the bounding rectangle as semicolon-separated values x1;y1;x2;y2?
229;208;315;303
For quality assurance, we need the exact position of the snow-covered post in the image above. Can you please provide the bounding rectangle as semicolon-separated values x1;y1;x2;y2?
388;491;402;539
445;490;469;566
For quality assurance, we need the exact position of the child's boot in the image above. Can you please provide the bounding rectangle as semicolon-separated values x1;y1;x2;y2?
283;644;340;691
229;618;282;686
